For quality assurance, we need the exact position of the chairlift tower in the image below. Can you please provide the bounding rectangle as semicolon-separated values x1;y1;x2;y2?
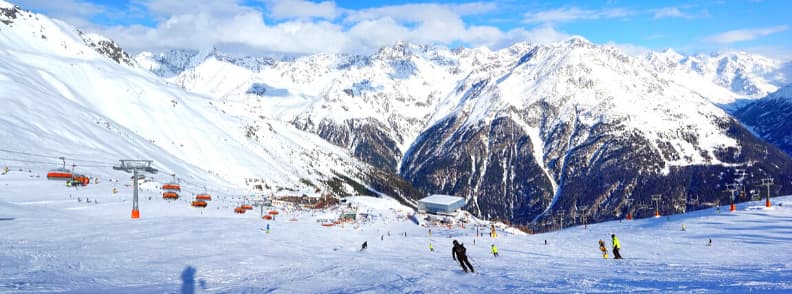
724;183;739;212
555;210;565;230
759;178;774;208
651;194;662;217
735;168;748;193
113;160;158;219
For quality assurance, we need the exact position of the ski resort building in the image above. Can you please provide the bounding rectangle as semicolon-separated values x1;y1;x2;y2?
417;195;465;215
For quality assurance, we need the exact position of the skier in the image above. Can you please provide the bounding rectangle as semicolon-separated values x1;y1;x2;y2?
598;239;609;259
265;223;270;234
611;234;623;259
491;244;499;257
681;224;687;231
429;243;434;252
361;241;368;251
707;239;712;247
452;240;474;273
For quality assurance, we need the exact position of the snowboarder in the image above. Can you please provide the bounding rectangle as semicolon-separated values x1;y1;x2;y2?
681;224;687;231
491;244;499;257
361;241;368;251
112;187;118;194
598;239;609;259
452;240;474;273
611;234;623;259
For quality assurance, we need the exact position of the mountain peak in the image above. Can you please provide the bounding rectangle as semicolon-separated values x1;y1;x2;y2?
564;35;592;46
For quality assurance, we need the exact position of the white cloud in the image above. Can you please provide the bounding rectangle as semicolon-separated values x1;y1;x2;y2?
264;0;339;20
344;2;496;23
703;25;788;44
11;0;569;56
652;6;709;19
522;7;633;24
653;7;689;19
93;0;568;56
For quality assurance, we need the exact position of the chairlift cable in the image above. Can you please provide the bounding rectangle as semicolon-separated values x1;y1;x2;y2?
0;148;117;165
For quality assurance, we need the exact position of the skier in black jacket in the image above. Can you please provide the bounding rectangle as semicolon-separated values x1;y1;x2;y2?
452;240;474;273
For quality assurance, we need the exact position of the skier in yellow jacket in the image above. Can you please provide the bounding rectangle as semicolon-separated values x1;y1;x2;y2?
611;234;623;259
491;244;499;257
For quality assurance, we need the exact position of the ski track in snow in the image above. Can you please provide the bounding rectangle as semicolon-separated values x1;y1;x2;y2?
1;171;791;293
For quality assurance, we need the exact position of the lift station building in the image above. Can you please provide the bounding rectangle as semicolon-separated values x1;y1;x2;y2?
417;194;465;215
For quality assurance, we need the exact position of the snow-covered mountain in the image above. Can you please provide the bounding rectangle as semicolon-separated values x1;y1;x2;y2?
135;48;275;78
136;33;792;228
400;37;792;226
733;84;792;157
0;0;421;202
643;49;786;105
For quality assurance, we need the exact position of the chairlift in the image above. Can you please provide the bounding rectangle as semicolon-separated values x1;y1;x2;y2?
191;200;207;208
162;191;179;200
46;157;73;181
196;186;212;201
234;207;246;214
241;204;253;210
263;215;273;220
162;173;181;191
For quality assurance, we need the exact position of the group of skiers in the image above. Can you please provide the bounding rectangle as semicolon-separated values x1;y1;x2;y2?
364;233;627;273
599;234;623;259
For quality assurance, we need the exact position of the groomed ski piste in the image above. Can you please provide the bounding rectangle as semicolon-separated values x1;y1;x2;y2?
1;169;791;293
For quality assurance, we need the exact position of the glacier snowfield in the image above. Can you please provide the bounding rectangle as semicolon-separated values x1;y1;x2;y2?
1;170;791;293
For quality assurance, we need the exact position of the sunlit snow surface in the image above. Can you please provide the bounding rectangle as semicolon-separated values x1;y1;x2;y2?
1;171;790;293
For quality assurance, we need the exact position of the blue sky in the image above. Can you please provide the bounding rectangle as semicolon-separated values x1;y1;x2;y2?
13;0;792;59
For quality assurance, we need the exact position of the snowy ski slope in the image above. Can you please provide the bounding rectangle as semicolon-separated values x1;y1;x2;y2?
0;0;375;197
1;170;790;293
